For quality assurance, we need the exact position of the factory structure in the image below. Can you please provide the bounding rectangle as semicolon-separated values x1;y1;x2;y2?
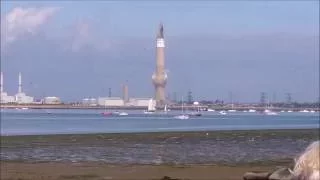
1;24;168;108
83;23;168;108
1;72;34;104
14;72;34;104
0;72;15;103
152;23;167;107
83;83;153;107
0;72;62;104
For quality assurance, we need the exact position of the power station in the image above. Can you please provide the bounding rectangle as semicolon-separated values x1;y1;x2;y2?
152;23;168;107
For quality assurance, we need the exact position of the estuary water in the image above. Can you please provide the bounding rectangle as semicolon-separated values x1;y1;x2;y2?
1;109;319;136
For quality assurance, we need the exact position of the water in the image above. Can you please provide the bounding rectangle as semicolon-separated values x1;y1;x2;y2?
1;109;319;136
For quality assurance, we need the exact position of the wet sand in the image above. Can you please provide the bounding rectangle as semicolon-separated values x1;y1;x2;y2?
1;161;282;180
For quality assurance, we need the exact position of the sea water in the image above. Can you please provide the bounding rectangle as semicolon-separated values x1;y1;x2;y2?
1;109;319;136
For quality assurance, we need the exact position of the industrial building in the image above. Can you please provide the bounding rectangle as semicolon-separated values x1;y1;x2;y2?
82;98;97;106
1;72;16;104
43;96;62;104
97;97;124;106
128;98;153;107
15;73;34;104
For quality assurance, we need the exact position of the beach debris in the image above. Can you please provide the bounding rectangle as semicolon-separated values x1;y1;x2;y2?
158;176;188;180
268;167;293;180
243;171;271;180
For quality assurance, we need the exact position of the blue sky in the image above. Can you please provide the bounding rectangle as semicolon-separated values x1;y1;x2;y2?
1;1;319;102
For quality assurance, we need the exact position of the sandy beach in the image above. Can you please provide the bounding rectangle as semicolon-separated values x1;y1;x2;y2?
1;161;285;180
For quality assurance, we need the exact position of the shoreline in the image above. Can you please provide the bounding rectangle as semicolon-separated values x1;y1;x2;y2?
1;128;319;138
1;104;319;111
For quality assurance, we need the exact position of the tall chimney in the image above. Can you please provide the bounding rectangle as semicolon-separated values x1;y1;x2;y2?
18;72;22;93
122;83;129;103
0;72;3;93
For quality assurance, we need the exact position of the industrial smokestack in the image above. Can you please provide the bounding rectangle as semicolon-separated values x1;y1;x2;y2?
18;72;22;93
0;72;3;93
152;23;167;106
122;83;129;103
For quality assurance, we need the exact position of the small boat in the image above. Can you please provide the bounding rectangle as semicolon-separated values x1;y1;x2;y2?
248;109;256;113
207;108;215;112
144;98;156;114
102;112;112;116
102;100;112;116
174;114;189;119
264;109;278;116
119;112;128;116
188;112;202;117
280;110;285;113
287;110;293;113
219;111;227;115
113;111;120;115
310;110;315;113
228;109;236;112
174;96;189;119
300;109;309;113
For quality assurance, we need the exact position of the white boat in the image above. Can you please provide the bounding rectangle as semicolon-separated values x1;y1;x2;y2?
280;110;285;113
243;110;248;112
248;109;256;113
228;109;236;112
207;108;215;112
219;111;227;115
263;99;278;115
144;98;156;114
174;96;189;119
264;109;278;115
163;104;170;113
287;110;293;113
119;112;128;116
174;114;189;119
310;110;315;113
300;109;309;113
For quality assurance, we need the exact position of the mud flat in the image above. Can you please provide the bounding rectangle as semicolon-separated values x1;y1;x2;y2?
1;129;319;180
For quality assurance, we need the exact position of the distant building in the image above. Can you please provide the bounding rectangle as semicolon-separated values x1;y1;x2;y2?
82;98;97;106
97;97;124;106
1;92;15;103
129;98;154;107
43;96;61;104
0;72;15;104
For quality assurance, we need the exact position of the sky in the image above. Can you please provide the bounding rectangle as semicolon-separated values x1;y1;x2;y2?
0;1;319;103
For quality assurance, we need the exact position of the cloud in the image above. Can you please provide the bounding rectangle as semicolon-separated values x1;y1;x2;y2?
70;20;92;52
67;20;113;52
1;7;59;46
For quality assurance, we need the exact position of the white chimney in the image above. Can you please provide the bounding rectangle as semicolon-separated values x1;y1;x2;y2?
0;72;3;93
18;72;22;93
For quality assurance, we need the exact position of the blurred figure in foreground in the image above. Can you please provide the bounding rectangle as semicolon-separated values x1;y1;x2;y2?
291;140;320;180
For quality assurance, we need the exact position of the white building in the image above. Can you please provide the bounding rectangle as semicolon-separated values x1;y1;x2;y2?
43;96;61;104
128;98;153;107
1;92;15;103
97;97;124;106
82;98;97;106
0;72;15;104
14;72;34;104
